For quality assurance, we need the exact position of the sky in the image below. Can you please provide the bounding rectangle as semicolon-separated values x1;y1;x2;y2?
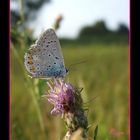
12;0;129;38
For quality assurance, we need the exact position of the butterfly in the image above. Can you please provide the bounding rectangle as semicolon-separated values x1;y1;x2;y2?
24;28;68;79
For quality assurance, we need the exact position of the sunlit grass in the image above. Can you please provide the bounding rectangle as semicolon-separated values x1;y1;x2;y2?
11;42;128;140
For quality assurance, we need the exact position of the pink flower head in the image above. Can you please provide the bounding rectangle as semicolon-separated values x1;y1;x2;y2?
45;79;76;116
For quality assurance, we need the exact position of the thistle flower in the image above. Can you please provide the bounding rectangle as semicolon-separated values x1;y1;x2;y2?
45;79;75;115
44;79;88;139
53;14;63;30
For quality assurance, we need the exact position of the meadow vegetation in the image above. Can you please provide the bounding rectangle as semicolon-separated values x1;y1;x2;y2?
11;28;128;139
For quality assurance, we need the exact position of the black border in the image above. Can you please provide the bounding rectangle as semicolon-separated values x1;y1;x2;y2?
1;0;139;140
0;0;10;139
130;0;140;139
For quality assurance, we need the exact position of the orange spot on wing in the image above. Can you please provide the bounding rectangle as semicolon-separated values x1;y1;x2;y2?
28;60;33;64
30;66;35;73
27;54;34;65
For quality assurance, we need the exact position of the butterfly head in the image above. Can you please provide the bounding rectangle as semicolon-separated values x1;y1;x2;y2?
65;68;69;74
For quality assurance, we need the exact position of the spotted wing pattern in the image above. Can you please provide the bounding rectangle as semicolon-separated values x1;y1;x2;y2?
24;28;66;78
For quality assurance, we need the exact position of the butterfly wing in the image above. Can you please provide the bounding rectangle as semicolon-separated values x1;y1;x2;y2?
24;28;66;79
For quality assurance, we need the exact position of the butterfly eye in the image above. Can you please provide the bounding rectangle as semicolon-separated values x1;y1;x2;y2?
66;68;69;73
49;54;51;56
54;62;56;64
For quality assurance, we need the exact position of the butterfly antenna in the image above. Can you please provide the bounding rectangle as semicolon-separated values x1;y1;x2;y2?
68;59;88;70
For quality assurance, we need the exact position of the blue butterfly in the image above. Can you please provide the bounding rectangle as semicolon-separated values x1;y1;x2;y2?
24;28;68;79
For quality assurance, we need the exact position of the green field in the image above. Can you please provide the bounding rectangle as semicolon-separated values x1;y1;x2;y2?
11;43;128;140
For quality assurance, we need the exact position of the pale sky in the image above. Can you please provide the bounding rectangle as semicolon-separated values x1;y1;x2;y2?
14;0;129;38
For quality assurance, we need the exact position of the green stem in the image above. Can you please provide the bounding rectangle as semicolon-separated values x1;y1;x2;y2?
29;88;45;133
19;0;24;23
11;44;45;133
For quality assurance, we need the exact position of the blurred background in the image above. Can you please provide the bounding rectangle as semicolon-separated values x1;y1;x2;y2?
10;0;129;140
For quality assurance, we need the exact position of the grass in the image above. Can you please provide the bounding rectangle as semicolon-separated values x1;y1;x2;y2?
11;42;128;140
